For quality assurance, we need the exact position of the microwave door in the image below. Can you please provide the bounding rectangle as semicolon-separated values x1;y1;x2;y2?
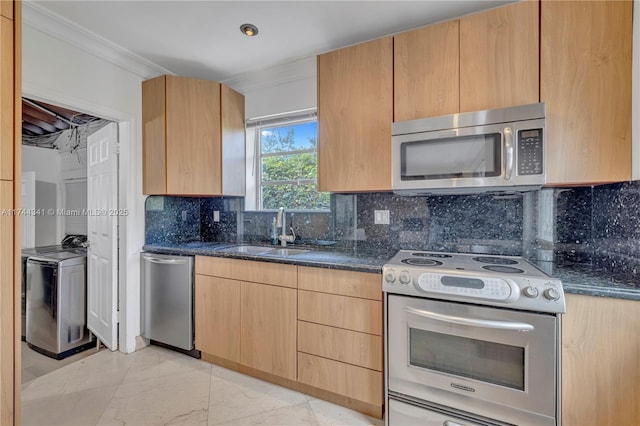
392;123;509;192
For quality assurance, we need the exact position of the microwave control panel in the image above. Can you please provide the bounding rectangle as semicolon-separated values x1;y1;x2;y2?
517;129;543;176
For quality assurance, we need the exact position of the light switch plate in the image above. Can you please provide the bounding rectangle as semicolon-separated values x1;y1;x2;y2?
374;210;390;225
181;210;187;221
213;211;220;222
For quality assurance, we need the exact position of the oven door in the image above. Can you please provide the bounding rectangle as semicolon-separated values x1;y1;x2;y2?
387;294;558;425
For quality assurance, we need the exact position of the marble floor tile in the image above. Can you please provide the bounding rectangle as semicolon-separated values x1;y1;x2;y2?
208;366;308;425
21;385;118;426
308;397;384;426
121;345;212;385
96;367;211;426
22;348;134;401
21;345;385;426
220;402;319;426
21;341;101;385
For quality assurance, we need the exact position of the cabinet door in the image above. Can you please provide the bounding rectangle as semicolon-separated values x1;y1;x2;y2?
541;1;631;185
165;76;221;195
194;275;241;362
0;16;14;181
562;294;640;425
394;20;459;120
459;0;539;113
241;281;297;380
142;75;166;195
317;37;393;192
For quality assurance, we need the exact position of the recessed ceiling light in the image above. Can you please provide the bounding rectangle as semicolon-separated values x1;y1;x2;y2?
240;23;259;37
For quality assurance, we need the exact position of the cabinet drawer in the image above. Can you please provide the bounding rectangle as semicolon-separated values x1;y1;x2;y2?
195;256;297;288
298;290;382;335
298;353;383;406
298;321;382;371
298;266;381;300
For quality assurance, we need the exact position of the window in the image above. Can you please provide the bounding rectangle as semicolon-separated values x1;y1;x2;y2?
247;110;329;210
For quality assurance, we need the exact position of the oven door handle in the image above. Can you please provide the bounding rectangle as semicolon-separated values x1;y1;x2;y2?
404;306;535;331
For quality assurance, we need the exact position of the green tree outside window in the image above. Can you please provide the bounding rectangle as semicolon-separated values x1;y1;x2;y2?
260;121;329;210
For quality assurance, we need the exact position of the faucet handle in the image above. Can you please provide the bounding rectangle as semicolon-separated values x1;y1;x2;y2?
289;227;296;242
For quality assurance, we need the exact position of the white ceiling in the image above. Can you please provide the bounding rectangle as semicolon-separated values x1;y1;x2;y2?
31;0;513;83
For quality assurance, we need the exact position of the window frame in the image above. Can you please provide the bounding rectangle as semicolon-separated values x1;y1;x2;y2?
245;109;328;212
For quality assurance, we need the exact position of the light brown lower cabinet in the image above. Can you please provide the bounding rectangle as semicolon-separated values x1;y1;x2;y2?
240;281;297;381
194;257;384;418
194;275;240;363
297;352;383;407
562;294;640;426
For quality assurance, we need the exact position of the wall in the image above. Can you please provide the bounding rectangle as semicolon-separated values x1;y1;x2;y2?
21;146;61;245
224;56;317;119
22;2;163;352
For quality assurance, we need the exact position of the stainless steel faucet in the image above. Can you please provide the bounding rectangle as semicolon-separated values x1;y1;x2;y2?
276;207;295;247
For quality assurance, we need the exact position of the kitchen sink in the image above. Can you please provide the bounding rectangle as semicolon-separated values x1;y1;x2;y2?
263;248;309;257
218;245;310;257
218;245;274;255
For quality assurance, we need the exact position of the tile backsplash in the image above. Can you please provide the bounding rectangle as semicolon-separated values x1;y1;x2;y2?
145;181;640;285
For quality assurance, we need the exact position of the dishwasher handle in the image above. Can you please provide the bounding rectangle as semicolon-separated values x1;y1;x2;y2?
142;254;190;265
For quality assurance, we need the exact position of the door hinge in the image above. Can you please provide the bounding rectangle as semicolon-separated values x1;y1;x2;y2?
114;143;120;155
116;310;120;323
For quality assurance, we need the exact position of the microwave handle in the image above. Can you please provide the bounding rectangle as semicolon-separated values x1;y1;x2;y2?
404;306;534;331
504;127;514;180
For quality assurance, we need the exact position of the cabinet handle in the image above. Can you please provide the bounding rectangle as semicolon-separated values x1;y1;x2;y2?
504;127;514;181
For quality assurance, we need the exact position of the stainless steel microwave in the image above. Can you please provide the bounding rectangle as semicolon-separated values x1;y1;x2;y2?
392;103;546;195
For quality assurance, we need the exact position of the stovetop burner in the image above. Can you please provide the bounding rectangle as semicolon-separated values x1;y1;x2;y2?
401;258;443;267
482;265;525;274
473;256;519;265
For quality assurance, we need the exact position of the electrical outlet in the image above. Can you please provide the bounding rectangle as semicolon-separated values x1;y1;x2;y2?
374;210;390;225
213;211;220;222
181;210;187;221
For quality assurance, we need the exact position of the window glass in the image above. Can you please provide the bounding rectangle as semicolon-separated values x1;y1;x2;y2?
259;120;329;210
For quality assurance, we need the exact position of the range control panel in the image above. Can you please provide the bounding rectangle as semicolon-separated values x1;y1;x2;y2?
517;128;543;176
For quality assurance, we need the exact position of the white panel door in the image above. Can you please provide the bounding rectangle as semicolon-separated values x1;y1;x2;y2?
21;171;36;248
87;123;118;351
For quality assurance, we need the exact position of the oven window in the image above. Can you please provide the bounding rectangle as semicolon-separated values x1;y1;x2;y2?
409;328;525;390
401;133;501;180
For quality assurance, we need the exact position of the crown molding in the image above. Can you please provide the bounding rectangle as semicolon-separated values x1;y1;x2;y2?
23;1;173;80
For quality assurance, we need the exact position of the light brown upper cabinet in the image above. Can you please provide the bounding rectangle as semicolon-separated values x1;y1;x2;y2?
317;37;393;192
394;20;460;120
541;1;632;185
142;75;245;196
459;0;539;113
394;1;539;122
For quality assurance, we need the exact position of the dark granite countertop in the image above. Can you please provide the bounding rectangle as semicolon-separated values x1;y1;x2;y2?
142;242;640;301
142;242;395;274
533;260;640;301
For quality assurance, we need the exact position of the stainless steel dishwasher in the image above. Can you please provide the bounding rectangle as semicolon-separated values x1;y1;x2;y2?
141;252;196;354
